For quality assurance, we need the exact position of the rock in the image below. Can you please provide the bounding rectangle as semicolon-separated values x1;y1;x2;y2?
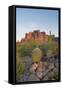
55;63;59;69
48;63;54;70
17;57;59;82
35;62;46;79
28;74;40;81
30;63;38;73
30;67;36;74
36;70;43;79
22;56;32;70
42;75;49;80
18;70;30;82
22;72;30;81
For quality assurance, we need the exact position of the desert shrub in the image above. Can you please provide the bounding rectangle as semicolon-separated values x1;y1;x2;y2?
46;49;53;57
16;40;58;58
16;43;32;57
16;55;25;80
20;46;32;57
39;43;50;56
39;41;58;57
48;70;58;80
32;48;42;62
16;40;39;57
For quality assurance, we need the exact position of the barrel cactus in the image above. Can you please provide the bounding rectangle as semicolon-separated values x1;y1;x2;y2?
32;48;42;63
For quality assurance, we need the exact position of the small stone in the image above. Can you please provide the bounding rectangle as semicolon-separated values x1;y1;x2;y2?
42;76;49;80
48;63;54;70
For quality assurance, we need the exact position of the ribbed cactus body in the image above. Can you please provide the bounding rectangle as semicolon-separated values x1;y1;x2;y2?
32;48;42;62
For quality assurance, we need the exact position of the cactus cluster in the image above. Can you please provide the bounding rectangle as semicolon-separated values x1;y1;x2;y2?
32;48;42;63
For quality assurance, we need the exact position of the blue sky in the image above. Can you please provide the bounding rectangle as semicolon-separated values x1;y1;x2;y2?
16;8;58;41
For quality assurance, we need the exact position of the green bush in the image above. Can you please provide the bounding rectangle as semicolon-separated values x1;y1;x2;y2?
20;46;32;57
39;43;50;56
39;42;58;57
48;70;59;80
16;55;25;79
16;40;58;58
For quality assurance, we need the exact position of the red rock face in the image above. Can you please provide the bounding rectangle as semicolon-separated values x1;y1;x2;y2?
26;32;33;40
20;30;49;43
16;30;55;44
